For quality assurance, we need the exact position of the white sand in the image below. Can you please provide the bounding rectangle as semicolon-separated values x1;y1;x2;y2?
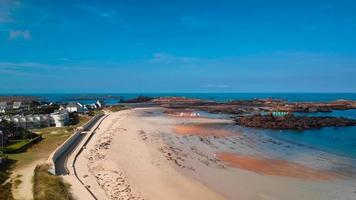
76;108;225;200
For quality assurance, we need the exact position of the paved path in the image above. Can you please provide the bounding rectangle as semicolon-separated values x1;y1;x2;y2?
61;113;109;200
54;114;105;175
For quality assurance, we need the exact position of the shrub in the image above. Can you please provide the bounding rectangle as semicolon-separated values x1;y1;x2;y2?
33;165;73;200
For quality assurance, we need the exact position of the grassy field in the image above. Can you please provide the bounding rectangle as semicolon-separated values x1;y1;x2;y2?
33;164;72;200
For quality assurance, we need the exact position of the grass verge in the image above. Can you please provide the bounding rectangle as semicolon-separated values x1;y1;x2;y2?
1;137;42;154
33;164;72;200
106;105;128;112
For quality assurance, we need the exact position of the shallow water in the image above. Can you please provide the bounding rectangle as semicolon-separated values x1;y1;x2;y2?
295;109;356;119
214;124;356;178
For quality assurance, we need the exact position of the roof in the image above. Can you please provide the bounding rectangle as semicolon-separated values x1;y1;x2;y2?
67;102;82;107
13;102;22;107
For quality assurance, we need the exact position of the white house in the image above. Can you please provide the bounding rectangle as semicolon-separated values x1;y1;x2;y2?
50;109;69;127
1;114;51;129
95;100;102;108
0;102;8;113
13;101;22;109
0;107;70;128
66;102;84;113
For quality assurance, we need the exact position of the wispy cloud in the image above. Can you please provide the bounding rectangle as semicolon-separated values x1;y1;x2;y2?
0;62;46;75
148;52;197;64
0;62;45;67
0;61;94;76
8;30;31;40
0;0;21;23
79;5;116;18
203;84;230;89
0;62;51;77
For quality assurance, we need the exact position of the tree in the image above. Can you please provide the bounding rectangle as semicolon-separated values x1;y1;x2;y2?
69;112;79;125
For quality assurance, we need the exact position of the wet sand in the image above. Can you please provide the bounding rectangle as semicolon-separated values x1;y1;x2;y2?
75;107;356;200
217;152;334;180
174;124;234;137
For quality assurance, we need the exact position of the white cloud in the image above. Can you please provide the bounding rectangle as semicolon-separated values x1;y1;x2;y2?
8;30;31;40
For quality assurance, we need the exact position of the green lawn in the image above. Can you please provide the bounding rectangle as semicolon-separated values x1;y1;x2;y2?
1;139;40;154
7;140;29;149
1;140;29;154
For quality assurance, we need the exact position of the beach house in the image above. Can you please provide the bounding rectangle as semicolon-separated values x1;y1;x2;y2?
66;102;84;113
1;114;51;129
0;102;8;113
13;101;22;109
50;109;69;127
0;109;69;128
95;100;102;108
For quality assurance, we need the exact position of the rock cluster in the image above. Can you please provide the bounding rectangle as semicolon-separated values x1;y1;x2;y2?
152;97;203;104
235;115;356;130
119;96;153;103
155;98;356;116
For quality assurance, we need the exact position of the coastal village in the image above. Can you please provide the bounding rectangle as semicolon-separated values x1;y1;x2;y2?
0;99;103;164
0;101;102;129
0;95;113;200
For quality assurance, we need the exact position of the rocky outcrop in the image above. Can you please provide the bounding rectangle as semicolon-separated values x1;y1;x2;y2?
119;96;154;103
152;97;204;104
156;98;356;115
235;114;356;130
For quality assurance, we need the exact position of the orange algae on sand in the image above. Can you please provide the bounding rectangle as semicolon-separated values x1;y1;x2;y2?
174;124;232;137
217;152;334;180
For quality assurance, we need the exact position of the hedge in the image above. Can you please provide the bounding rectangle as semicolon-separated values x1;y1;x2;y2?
0;136;42;154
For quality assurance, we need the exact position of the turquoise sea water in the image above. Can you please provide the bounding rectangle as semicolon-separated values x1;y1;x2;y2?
3;93;356;159
263;125;356;159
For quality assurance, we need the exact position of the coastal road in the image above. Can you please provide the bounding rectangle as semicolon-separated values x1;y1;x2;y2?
54;114;105;175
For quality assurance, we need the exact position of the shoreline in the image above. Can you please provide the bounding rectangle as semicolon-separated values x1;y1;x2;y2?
72;107;356;200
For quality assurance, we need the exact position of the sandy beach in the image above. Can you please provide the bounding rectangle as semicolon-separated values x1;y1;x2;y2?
74;108;356;200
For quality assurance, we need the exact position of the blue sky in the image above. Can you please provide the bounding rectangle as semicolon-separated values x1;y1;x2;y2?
0;0;356;93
